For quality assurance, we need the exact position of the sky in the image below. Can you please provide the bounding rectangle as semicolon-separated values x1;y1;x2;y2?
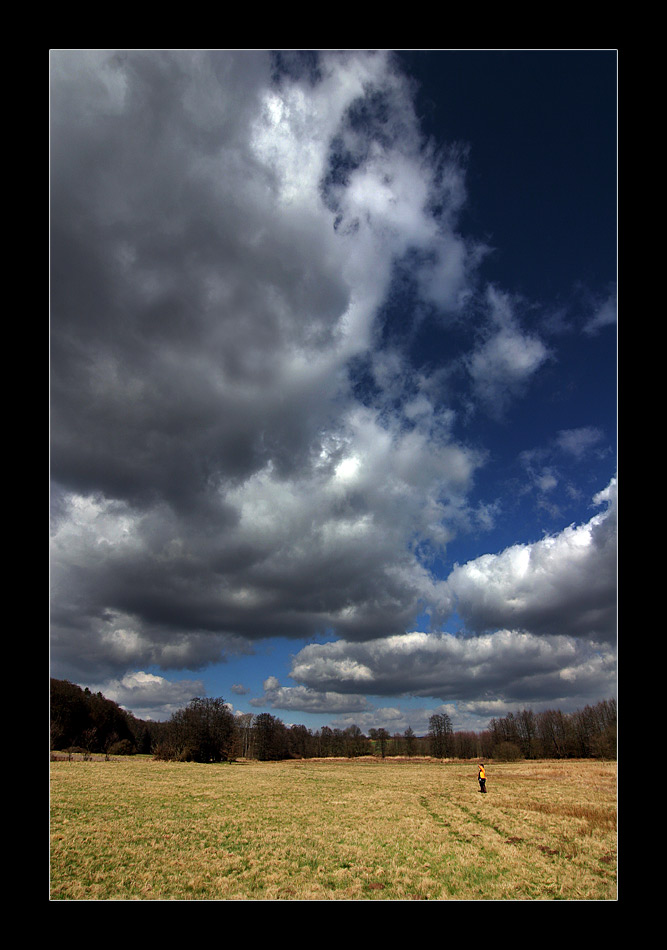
50;50;617;735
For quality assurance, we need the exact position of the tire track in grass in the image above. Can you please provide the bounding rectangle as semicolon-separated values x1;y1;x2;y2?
421;792;544;854
417;793;518;899
418;793;573;899
418;794;488;847
456;799;570;861
453;798;609;883
456;800;509;840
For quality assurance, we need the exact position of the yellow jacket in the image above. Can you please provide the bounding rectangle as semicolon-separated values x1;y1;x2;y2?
478;766;486;779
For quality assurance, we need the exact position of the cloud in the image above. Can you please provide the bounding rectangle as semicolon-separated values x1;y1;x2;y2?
583;285;617;335
465;287;550;419
445;477;617;640
517;428;613;516
555;426;605;459
50;51;495;678
288;628;615;709
280;478;616;713
251;676;372;714
86;670;207;721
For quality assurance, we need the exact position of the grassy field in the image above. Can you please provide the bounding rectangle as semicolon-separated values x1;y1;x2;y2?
50;755;617;900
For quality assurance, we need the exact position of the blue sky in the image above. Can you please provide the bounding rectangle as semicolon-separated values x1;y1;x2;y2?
50;50;617;734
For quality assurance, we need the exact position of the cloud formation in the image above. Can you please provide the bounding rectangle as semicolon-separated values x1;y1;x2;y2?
50;51;615;725
445;478;617;640
278;478;616;720
252;676;372;714
584;286;617;336
465;287;551;419
50;51;499;679
288;628;615;708
87;670;208;722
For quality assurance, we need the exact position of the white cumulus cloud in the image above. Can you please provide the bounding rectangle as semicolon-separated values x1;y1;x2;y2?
445;477;616;639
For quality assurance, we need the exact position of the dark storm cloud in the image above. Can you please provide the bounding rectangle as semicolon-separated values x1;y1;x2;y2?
50;50;341;505
50;50;487;676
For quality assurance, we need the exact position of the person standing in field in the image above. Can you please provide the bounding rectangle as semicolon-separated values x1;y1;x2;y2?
478;763;487;793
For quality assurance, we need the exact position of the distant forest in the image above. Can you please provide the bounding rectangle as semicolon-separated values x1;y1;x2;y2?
50;678;616;763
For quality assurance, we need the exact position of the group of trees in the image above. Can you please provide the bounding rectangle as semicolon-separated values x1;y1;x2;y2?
154;709;463;762
162;697;237;763
488;699;617;760
428;712;454;758
156;711;406;762
50;678;153;756
50;678;616;763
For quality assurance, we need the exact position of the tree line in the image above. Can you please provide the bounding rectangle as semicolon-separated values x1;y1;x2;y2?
487;699;617;760
50;678;616;762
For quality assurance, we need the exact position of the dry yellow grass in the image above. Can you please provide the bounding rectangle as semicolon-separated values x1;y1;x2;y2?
50;755;616;900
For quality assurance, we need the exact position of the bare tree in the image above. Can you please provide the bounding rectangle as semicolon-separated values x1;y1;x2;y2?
369;727;391;758
403;726;416;757
429;713;453;758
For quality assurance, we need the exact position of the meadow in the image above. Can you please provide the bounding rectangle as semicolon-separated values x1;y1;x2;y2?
50;755;617;900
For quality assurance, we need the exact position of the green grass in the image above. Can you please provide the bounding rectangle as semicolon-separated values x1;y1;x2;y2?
50;756;617;900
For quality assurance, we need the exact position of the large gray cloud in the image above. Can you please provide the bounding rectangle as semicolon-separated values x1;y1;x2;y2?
51;50;499;679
